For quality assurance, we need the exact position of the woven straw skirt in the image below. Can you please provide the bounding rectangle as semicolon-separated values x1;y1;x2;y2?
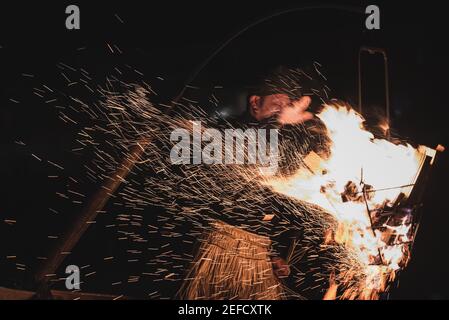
178;220;284;300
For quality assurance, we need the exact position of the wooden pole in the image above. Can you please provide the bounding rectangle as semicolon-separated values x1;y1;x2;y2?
34;141;149;286
0;287;128;300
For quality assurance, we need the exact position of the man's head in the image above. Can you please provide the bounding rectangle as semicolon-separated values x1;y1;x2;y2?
246;66;326;125
248;93;313;125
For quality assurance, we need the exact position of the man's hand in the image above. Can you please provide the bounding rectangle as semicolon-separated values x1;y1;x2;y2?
271;256;290;278
277;95;313;125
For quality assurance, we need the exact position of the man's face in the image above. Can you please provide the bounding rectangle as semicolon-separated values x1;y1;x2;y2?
249;93;313;125
249;94;290;121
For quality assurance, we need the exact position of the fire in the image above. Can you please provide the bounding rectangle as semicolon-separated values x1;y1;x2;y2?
264;103;425;299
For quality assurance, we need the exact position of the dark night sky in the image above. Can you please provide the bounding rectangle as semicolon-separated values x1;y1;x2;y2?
0;0;448;299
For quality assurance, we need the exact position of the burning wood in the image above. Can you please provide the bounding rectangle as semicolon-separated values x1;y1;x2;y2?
265;103;442;299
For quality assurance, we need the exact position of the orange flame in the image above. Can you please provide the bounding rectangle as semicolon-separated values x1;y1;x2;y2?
264;103;426;299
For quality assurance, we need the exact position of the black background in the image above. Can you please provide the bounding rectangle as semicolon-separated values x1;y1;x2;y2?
0;0;448;299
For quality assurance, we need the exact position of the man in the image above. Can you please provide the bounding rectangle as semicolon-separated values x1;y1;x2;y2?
179;66;328;299
247;89;316;280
